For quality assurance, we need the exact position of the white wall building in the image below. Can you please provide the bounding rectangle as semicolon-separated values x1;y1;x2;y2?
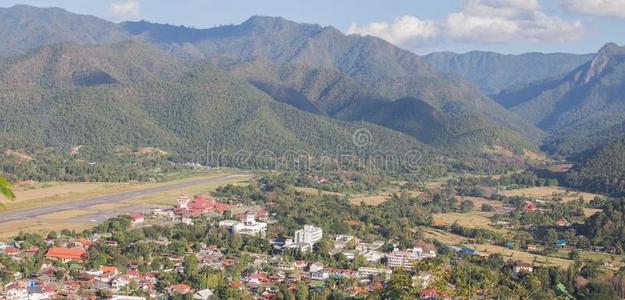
295;225;322;246
219;212;267;237
386;247;436;269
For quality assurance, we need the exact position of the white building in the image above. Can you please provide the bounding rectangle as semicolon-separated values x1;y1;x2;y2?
4;287;27;300
295;225;322;246
219;212;267;237
357;267;392;280
386;247;436;269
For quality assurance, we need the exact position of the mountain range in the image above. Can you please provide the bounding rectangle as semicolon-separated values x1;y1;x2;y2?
424;51;593;95
0;4;624;177
495;43;625;156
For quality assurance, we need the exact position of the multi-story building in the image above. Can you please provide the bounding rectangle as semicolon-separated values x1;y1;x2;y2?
294;225;323;246
219;212;267;237
386;247;436;269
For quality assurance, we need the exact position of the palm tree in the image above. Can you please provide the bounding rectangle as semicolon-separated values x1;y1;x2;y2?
0;177;15;210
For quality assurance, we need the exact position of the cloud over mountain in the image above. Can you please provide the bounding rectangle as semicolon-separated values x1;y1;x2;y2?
110;0;141;20
348;0;583;49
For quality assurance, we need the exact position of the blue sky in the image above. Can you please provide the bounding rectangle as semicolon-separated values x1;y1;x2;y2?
1;0;624;54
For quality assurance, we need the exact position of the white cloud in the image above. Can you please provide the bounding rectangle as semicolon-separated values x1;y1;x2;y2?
110;0;141;20
560;0;625;18
347;16;438;45
347;0;583;48
445;0;583;43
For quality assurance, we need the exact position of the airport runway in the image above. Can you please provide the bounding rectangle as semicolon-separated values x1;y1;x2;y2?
0;174;248;223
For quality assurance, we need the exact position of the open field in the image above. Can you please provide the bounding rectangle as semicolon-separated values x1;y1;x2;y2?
500;186;603;202
294;187;344;197
420;227;468;245
472;244;573;269
349;194;391;206
0;219;92;239
458;196;503;211
420;227;573;268
0;172;252;239
432;211;499;231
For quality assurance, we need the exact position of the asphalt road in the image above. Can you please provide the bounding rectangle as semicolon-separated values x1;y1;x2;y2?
0;174;248;223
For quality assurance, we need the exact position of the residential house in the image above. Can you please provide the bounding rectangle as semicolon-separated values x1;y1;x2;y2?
45;248;86;263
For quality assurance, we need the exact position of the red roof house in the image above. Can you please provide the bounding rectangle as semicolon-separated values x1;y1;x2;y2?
45;247;86;261
4;247;19;255
170;283;192;294
523;201;537;212
128;213;145;224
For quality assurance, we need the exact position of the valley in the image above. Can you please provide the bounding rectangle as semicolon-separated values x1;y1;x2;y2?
0;2;624;300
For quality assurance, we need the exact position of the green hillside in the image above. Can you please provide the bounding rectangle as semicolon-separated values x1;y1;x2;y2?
123;16;545;142
565;136;625;196
424;51;592;95
496;43;625;156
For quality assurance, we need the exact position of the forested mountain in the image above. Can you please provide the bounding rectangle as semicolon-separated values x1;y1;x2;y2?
0;5;128;58
122;16;545;142
218;57;539;153
495;43;625;156
0;4;555;178
0;47;425;164
0;42;186;88
424;51;592;95
565;136;625;196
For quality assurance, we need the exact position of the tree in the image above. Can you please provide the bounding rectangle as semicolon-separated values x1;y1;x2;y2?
0;177;15;210
460;200;474;212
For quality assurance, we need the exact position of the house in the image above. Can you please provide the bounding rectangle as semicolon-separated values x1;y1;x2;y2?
170;283;192;295
112;276;130;291
421;289;450;300
193;289;214;300
45;247;86;262
523;201;537;212
363;250;383;263
128;213;144;224
309;262;324;273
100;266;119;275
556;240;567;247
413;272;435;289
3;247;20;256
526;244;540;252
513;262;533;276
556;219;569;227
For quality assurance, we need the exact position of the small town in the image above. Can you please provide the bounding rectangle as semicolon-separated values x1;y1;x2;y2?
0;191;443;300
3;170;612;300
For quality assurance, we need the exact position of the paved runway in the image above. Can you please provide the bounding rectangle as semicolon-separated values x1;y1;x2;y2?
0;174;247;223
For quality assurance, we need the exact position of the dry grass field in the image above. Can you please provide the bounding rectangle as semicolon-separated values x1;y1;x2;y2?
472;244;573;269
420;227;574;269
432;211;497;230
0;219;92;239
294;187;344;197
349;194;391;206
500;186;603;202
